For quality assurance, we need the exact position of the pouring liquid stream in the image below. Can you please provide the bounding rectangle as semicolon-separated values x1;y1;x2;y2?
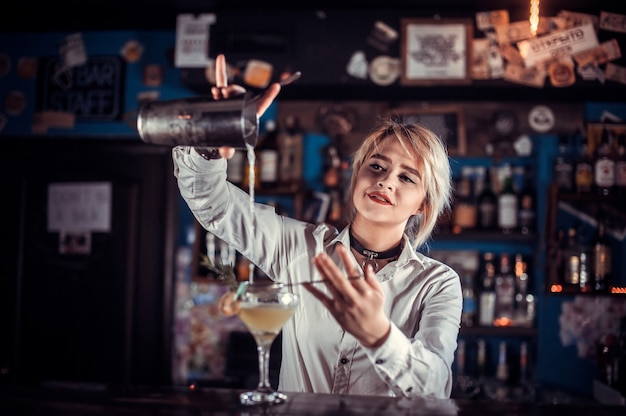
244;71;301;285
246;143;256;284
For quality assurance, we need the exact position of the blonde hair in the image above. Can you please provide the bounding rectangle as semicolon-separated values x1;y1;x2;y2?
345;117;452;249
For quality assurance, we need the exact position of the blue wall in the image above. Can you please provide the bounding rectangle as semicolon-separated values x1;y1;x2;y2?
0;31;193;136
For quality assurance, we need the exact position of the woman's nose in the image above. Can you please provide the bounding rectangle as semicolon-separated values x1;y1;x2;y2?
377;180;393;190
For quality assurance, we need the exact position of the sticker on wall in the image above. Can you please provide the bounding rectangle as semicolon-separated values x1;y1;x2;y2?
548;58;576;88
366;21;398;52
120;40;144;63
59;230;91;255
4;90;26;116
137;90;160;105
143;64;163;86
0;53;11;77
17;57;37;79
243;59;273;89
346;50;368;80
475;9;510;32
31;111;76;134
175;13;216;68
369;55;400;86
60;33;88;69
528;105;555;133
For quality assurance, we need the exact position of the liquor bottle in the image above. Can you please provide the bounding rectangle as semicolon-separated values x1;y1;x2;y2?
574;134;594;194
562;228;580;290
615;134;626;196
594;127;616;196
461;269;477;327
477;338;487;381
257;119;279;189
278;115;304;186
518;176;535;235
477;168;498;230
578;243;592;293
494;253;515;326
485;340;510;401
516;341;535;402
453;167;477;233
495;341;509;382
497;175;518;234
226;150;245;186
616;317;626;394
453;339;480;399
513;253;530;326
554;134;574;192
322;145;341;188
478;252;497;326
593;217;612;293
519;342;529;384
242;141;260;191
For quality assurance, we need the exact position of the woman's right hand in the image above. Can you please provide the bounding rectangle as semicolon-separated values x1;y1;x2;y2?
210;54;282;159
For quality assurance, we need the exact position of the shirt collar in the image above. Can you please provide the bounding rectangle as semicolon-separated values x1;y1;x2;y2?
330;226;425;277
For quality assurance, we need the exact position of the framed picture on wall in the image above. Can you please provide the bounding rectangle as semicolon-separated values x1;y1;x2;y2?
400;18;473;85
388;105;466;156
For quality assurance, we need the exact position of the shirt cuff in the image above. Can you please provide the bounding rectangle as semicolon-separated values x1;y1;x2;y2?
363;323;411;367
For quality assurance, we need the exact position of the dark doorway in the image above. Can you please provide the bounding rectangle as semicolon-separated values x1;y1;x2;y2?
0;138;177;386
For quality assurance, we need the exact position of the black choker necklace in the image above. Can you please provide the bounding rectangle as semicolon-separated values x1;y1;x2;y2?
349;231;403;272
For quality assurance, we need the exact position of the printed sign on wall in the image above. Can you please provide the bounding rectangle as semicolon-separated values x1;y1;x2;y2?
37;56;125;120
47;182;112;232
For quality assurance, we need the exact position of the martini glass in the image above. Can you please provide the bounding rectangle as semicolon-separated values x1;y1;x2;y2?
236;282;299;405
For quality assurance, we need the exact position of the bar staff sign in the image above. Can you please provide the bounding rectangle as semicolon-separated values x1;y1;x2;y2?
517;23;599;68
37;56;124;120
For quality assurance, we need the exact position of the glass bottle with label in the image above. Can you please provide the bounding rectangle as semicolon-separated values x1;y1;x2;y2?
461;268;477;327
453;167;477;233
518;176;535;235
257;119;279;189
578;242;592;294
554;134;574;192
615;134;626;196
278;115;303;186
562;227;580;290
226;150;245;186
575;134;594;194
594;127;616;196
593;217;612;293
513;253;532;327
498;175;518;234
478;252;497;326
478;168;498;230
494;253;515;326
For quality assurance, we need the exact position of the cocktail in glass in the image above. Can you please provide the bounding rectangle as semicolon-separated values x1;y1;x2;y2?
236;282;299;405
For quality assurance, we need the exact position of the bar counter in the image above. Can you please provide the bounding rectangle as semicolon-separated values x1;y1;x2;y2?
0;383;624;416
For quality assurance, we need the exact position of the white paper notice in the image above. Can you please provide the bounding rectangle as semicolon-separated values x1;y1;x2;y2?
175;13;216;68
517;23;598;68
47;182;112;232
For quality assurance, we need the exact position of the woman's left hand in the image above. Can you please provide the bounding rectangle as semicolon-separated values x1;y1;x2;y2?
305;245;391;348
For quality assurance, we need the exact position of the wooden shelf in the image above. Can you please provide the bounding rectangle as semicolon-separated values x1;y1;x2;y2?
460;326;537;338
433;230;536;243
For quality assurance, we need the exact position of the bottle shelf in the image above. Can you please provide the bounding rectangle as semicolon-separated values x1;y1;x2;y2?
460;326;537;338
433;230;536;243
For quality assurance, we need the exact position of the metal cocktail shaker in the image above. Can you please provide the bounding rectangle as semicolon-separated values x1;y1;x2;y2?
136;92;258;148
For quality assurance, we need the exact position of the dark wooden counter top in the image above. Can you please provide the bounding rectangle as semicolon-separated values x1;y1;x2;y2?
0;383;624;416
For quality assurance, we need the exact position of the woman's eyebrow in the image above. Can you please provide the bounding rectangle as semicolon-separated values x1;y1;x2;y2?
370;153;389;162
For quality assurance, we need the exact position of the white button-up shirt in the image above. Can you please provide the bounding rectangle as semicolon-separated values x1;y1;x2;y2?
173;147;462;399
